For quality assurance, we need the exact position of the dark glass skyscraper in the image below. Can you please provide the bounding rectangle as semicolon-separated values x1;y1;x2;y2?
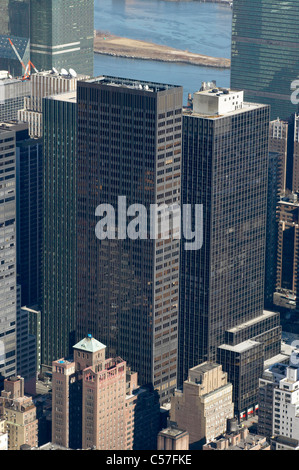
231;0;299;120
42;91;77;366
179;87;281;416
16;127;43;308
30;0;94;76
76;76;183;401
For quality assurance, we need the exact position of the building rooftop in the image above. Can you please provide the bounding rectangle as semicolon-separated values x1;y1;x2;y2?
83;75;182;93
190;362;219;373
73;335;106;354
159;426;188;438
218;340;260;353
227;310;279;334
51;91;77;103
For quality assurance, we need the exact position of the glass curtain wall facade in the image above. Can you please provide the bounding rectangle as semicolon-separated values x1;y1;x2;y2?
42;92;77;366
0;0;30;77
0;127;17;382
16;131;43;308
76;77;183;401
179;102;272;386
30;0;94;76
231;0;299;120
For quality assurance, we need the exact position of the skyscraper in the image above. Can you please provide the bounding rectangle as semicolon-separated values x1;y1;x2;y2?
0;124;17;383
42;91;77;366
179;87;281;418
76;76;183;401
30;0;94;77
231;0;299;120
14;122;43;307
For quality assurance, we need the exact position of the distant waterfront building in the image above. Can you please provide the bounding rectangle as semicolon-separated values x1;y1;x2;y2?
51;335;160;450
0;376;38;450
0;0;30;77
157;426;189;450
231;0;299;120
171;362;234;448
0;72;30;121
179;86;281;418
30;0;94;77
76;76;183;402
42;91;77;366
0;124;18;382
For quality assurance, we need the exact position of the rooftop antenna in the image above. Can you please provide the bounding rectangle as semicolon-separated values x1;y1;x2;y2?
69;68;77;78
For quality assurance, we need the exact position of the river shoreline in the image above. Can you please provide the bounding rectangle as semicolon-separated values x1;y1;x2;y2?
94;32;231;69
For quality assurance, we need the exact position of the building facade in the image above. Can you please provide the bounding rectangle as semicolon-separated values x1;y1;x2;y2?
0;125;17;382
0;0;30;77
179;87;281;382
30;0;94;77
14;122;43;308
18;70;87;139
52;335;161;450
42;91;77;366
171;362;234;447
0;376;38;450
0;72;30;121
231;0;299;120
76;76;183;401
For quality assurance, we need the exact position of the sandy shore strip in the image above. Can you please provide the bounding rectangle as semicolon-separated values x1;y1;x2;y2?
94;31;230;69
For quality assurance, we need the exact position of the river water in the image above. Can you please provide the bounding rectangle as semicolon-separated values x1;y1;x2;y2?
94;0;232;103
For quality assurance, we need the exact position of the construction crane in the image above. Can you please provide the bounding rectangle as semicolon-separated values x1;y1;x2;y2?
8;38;38;80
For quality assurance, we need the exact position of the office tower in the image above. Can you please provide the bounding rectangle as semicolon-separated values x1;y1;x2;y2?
30;0;94;77
157;427;189;451
179;87;282;418
5;121;43;308
18;69;87;139
52;335;161;450
272;114;299;311
231;0;299;120
76;76;183;402
0;0;30;77
0;125;17;382
42;91;77;366
171;363;234;448
16;285;36;394
264;119;289;309
0;72;30;121
0;376;38;449
217;340;264;419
